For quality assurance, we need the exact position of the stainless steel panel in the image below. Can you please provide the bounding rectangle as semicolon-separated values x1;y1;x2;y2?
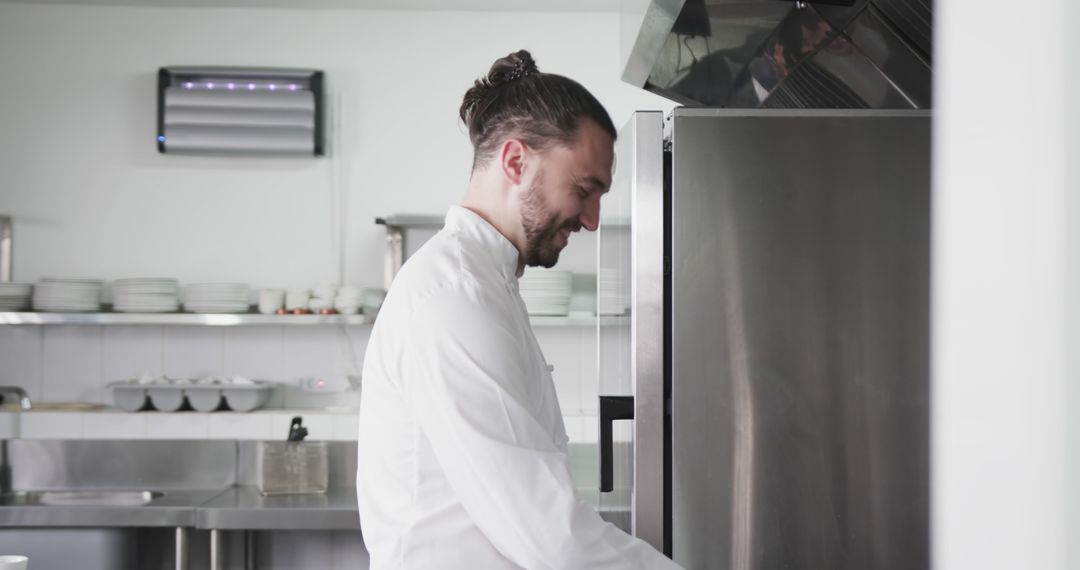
0;528;137;570
598;112;666;551
628;111;667;551
2;440;237;491
621;0;688;89
669;109;929;569
622;0;932;109
845;4;932;107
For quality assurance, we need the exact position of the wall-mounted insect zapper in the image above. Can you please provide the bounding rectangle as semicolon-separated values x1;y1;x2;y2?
157;66;324;156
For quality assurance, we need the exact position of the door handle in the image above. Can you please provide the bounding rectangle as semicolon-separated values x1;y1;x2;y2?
599;395;634;492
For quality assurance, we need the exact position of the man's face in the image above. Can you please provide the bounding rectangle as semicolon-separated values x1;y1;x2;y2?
520;120;614;268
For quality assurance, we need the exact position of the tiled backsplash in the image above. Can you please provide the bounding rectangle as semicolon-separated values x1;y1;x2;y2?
0;325;372;409
6;410;360;441
0;324;617;444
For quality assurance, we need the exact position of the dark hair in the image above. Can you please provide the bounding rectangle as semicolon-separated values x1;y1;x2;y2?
459;49;617;170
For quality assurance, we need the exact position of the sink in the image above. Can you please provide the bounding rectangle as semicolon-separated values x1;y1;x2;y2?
0;491;162;507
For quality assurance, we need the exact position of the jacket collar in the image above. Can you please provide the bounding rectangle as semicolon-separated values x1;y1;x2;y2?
444;206;522;284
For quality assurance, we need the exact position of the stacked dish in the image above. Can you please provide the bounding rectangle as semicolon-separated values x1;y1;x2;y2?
520;269;573;316
599;268;629;316
112;278;179;313
182;283;250;313
32;278;103;312
0;283;32;311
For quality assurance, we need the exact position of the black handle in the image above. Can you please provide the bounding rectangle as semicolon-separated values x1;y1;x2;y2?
599;396;634;492
287;416;308;442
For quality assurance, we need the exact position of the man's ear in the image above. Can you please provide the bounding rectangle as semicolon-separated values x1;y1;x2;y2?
499;138;528;186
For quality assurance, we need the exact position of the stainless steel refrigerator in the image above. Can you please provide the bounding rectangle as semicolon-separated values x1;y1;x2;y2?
595;108;930;570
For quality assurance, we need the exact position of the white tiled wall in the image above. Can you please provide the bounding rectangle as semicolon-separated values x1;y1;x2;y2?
10;410;360;441
82;412;147;439
0;326;42;401
42;326;103;403
0;324;369;407
0;323;610;443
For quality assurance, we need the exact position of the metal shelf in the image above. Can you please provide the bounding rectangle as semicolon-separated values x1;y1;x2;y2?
0;312;371;326
530;315;628;327
0;311;627;327
376;214;631;230
375;213;630;289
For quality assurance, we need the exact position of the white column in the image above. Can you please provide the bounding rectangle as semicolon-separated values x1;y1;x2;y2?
933;0;1077;569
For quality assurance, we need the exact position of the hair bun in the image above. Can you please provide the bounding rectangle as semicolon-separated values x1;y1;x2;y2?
459;49;539;126
490;49;538;86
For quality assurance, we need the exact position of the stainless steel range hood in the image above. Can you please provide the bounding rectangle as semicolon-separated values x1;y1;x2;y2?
622;0;931;108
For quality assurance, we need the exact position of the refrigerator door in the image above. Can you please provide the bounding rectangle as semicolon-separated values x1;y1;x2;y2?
668;109;930;570
596;110;667;553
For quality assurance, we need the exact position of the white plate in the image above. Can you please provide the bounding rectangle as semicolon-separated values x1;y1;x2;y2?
41;278;103;285
114;286;178;295
114;278;177;284
184;283;248;291
114;306;178;313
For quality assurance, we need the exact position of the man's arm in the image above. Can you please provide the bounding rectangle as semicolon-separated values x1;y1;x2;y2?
403;293;681;569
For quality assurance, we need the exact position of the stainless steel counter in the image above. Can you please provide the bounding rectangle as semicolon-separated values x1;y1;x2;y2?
0;440;624;531
0;440;364;532
0;488;227;527
196;486;359;530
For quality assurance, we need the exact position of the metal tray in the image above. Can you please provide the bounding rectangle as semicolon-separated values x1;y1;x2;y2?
107;381;274;412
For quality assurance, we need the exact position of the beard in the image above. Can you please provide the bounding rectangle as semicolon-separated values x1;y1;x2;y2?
520;172;580;268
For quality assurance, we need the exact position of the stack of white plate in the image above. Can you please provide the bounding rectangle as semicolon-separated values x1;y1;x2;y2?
0;283;33;311
112;278;179;313
32;278;103;312
599;268;629;316
520;269;573;316
182;283;251;314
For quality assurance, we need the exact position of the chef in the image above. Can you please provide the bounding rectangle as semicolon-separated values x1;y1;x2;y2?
357;50;682;569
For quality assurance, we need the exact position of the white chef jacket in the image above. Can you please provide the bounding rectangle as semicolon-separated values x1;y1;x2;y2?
357;206;681;569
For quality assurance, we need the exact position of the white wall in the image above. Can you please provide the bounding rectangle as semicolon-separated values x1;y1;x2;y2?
0;3;668;431
0;7;659;566
0;3;672;288
932;0;1080;568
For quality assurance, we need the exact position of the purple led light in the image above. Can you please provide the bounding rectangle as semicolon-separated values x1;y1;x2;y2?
268;84;277;91
207;82;215;89
248;83;256;91
183;82;194;89
289;84;298;91
227;83;235;90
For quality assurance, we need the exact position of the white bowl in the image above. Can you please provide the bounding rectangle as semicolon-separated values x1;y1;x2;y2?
148;388;186;412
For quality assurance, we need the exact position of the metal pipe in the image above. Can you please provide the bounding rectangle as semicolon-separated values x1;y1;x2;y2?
210;529;223;570
174;527;188;570
245;530;256;570
384;226;404;290
0;215;11;283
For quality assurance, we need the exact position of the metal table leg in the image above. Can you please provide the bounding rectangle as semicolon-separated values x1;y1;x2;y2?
245;530;256;570
210;529;224;570
175;527;188;570
384;225;404;290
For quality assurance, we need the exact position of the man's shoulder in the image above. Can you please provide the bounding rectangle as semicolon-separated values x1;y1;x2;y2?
384;229;507;318
395;227;502;296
